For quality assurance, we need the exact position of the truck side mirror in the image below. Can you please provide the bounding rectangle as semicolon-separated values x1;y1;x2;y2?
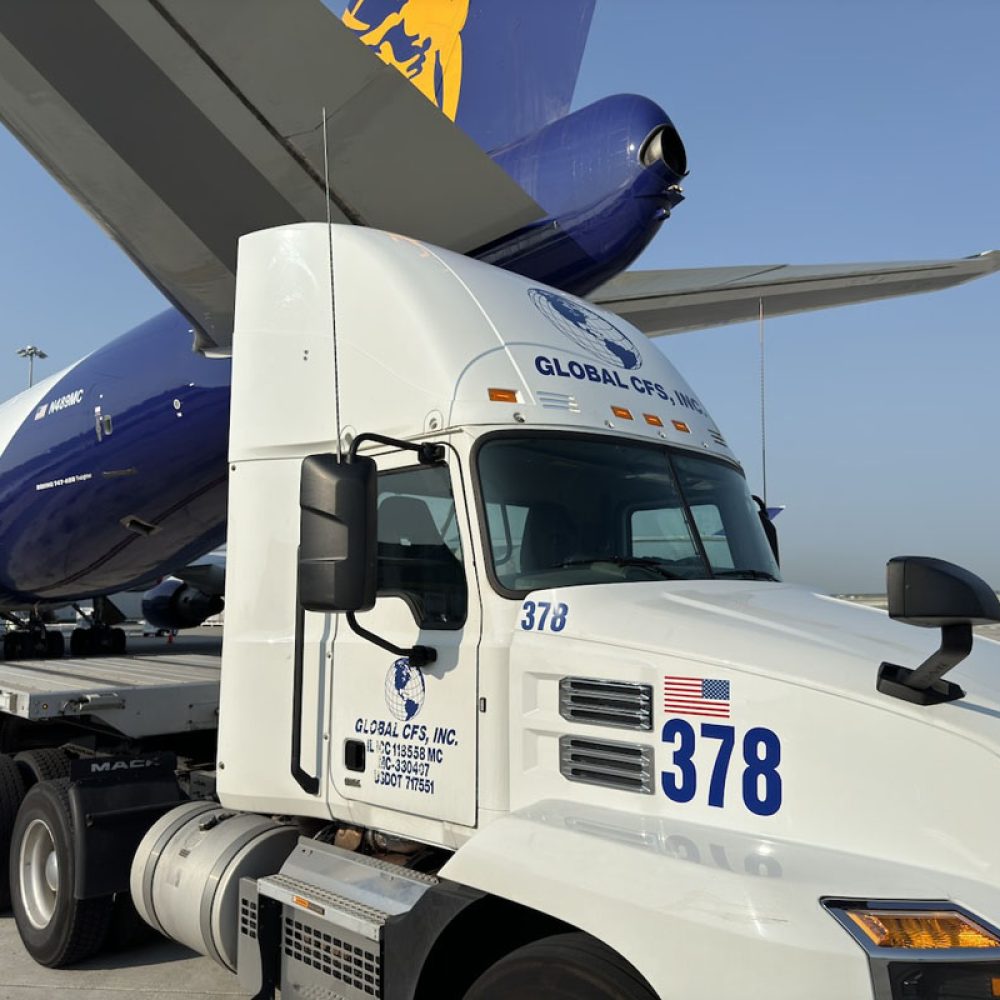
877;556;1000;705
886;555;1000;627
298;453;377;613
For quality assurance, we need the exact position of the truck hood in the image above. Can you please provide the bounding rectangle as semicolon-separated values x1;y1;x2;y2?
509;580;1000;895
533;579;1000;734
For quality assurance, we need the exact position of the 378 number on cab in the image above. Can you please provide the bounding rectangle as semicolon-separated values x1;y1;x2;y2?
661;719;782;816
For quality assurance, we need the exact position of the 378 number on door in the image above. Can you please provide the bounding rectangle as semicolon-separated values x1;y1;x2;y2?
661;718;782;816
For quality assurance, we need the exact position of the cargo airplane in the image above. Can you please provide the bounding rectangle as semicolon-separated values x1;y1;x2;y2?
0;0;997;656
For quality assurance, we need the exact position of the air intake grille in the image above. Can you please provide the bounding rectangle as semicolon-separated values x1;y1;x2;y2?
559;677;653;731
536;390;581;412
283;914;381;997
559;736;654;794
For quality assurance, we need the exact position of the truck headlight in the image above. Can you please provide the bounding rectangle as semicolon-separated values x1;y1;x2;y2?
824;900;1000;1000
844;908;1000;951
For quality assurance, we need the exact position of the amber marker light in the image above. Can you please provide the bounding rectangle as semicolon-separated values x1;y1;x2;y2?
643;414;664;427
488;388;518;403
845;909;1000;950
611;406;633;420
671;420;691;433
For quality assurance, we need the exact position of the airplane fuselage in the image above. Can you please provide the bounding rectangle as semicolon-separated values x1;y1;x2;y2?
0;312;230;608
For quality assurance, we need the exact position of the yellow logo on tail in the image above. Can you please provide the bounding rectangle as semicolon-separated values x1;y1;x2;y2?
342;0;469;121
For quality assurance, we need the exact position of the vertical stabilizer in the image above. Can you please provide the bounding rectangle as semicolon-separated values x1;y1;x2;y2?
342;0;596;151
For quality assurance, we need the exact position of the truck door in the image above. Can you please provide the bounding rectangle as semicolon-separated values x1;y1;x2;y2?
329;448;481;828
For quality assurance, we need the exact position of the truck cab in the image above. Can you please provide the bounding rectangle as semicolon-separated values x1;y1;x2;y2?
143;225;1000;998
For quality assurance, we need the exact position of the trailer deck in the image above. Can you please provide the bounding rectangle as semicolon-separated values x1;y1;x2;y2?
0;633;222;738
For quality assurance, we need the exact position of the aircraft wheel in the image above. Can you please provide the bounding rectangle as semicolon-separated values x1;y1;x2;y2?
69;629;90;657
15;749;72;789
3;633;22;660
45;631;65;660
0;754;27;911
111;628;126;656
10;779;113;966
464;933;657;1000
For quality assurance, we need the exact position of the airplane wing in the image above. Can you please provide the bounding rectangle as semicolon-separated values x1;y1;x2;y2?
0;0;542;354
589;252;1000;336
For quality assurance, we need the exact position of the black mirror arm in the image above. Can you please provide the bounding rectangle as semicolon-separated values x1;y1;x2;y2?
346;612;437;668
349;432;444;466
877;623;971;706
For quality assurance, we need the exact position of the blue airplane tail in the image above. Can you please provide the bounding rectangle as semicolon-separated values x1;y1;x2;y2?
341;0;597;151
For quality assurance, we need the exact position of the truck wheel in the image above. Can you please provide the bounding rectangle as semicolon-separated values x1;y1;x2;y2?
10;779;113;967
0;754;27;911
464;933;656;1000
15;748;72;788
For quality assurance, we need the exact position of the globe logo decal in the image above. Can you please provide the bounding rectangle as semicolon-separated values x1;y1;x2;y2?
528;288;642;371
384;658;426;722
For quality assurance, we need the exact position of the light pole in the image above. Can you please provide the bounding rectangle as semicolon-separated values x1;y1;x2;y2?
16;345;47;388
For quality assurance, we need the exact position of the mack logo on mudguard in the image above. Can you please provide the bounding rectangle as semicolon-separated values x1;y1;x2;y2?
69;751;177;782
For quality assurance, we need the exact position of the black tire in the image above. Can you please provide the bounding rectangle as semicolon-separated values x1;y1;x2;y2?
111;628;126;656
45;631;65;659
464;933;657;1000
10;779;113;967
15;748;72;788
69;629;89;657
0;754;27;911
3;632;22;660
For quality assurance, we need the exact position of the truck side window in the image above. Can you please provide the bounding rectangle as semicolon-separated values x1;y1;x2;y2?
377;465;467;629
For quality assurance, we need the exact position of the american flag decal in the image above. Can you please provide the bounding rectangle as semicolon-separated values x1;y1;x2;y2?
663;676;731;719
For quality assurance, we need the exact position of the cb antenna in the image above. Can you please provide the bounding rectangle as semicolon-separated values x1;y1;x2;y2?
322;106;344;462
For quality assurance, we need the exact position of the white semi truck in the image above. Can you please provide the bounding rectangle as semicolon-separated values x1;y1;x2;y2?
6;223;1000;999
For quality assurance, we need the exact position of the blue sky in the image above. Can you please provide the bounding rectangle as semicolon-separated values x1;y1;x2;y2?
0;1;998;593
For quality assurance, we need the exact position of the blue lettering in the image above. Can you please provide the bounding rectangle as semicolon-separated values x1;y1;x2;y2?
568;361;585;378
614;372;628;389
630;375;647;394
553;358;571;378
584;364;601;382
602;369;617;386
535;356;554;376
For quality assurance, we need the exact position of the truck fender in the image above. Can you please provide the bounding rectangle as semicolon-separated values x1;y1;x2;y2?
440;799;876;1000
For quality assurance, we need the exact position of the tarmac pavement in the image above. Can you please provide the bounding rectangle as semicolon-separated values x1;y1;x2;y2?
0;914;246;1000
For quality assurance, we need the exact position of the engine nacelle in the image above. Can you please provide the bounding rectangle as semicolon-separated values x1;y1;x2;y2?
142;578;223;631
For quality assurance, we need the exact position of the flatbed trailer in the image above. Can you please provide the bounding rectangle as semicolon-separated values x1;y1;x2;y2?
0;636;221;740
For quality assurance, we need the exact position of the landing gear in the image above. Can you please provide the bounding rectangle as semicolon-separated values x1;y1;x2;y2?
69;597;128;658
0;614;65;662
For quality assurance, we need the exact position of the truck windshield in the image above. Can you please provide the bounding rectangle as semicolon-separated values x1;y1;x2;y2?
476;434;780;595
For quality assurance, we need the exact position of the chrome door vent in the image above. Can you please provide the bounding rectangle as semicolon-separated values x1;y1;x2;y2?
559;736;654;794
559;677;653;731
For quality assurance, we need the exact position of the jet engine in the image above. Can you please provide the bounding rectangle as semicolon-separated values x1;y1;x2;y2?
142;578;223;631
